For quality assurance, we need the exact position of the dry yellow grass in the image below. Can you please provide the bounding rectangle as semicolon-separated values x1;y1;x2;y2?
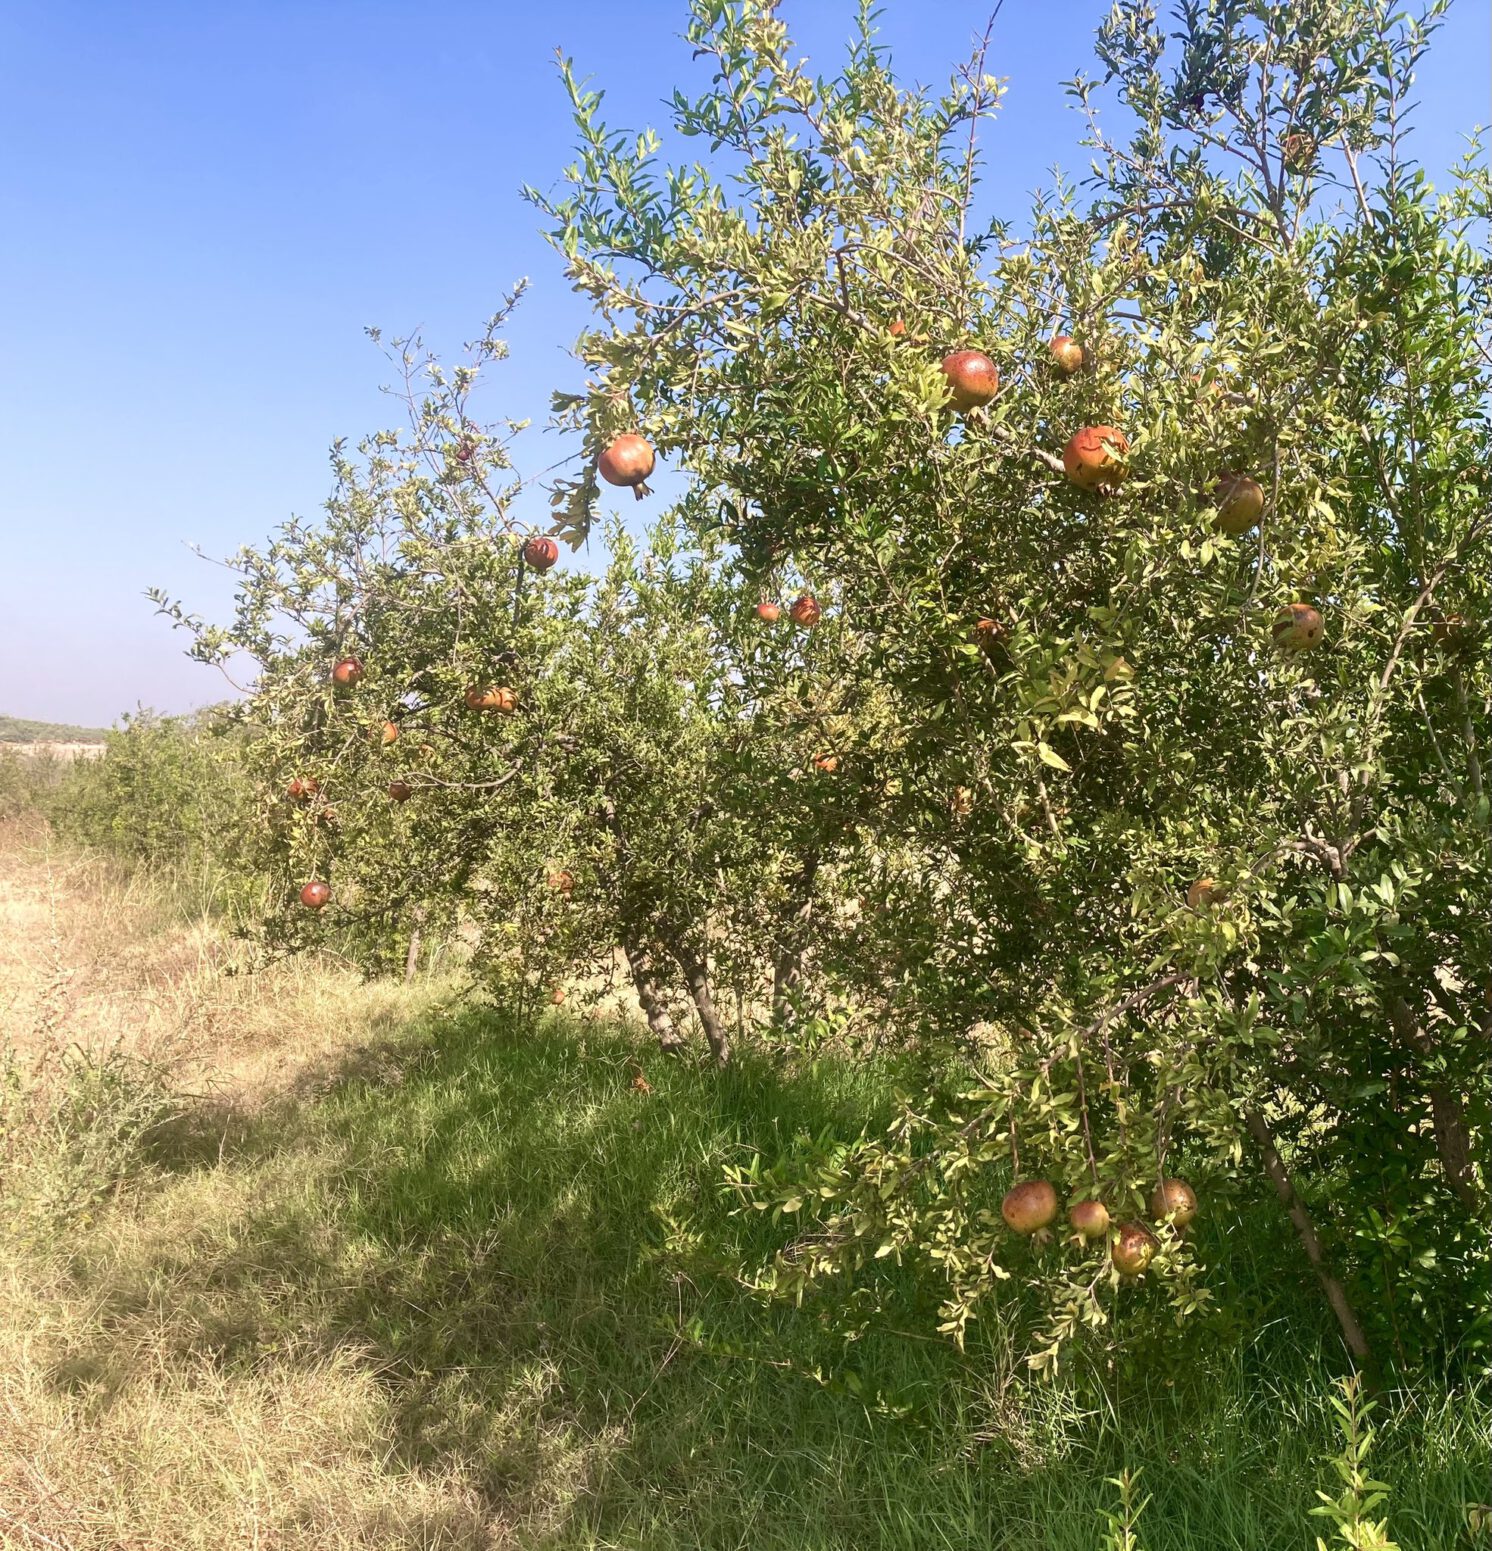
0;823;514;1549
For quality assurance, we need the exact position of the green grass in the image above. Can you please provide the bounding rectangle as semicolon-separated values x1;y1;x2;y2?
33;1006;1487;1550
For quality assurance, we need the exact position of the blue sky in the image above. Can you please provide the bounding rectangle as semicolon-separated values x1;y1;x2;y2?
2;1;1487;728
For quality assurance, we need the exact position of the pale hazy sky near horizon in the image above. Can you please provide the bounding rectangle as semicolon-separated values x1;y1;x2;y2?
2;0;1487;729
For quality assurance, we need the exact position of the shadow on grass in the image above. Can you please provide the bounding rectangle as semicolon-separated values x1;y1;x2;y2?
45;1005;1490;1551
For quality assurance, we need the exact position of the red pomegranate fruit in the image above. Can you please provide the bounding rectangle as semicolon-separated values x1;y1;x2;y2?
755;600;782;623
1149;1179;1198;1228
330;656;364;688
1062;426;1131;491
597;434;656;499
1273;603;1324;652
1111;1220;1159;1278
1001;1179;1059;1235
522;535;560;572
940;350;1000;412
287;777;319;802
1186;877;1225;910
1049;335;1086;376
464;685;518;713
298;880;331;910
1213;472;1264;535
1068;1198;1110;1241
789;594;821;628
387;781;413;803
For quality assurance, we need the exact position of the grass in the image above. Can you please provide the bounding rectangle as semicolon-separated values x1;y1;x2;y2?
1;830;1487;1549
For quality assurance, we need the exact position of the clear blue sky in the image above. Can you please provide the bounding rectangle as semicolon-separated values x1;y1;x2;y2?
2;1;1486;728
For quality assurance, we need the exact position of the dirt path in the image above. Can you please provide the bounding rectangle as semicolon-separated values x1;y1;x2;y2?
0;822;443;1101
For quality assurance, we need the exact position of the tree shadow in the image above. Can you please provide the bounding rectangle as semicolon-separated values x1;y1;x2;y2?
37;1005;1485;1550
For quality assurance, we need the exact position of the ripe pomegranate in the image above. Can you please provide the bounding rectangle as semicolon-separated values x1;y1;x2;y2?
1431;613;1467;647
1049;335;1085;376
1111;1220;1158;1278
789;594;821;628
548;869;575;894
1186;877;1225;909
889;319;907;337
1001;1179;1059;1235
1068;1198;1110;1241
940;350;1000;411
973;616;1008;653
522;535;560;572
330;656;365;688
464;685;519;713
373;720;399;747
455;438;475;464
1281;131;1315;173
755;600;782;623
286;777;319;802
387;781;413;803
950;786;974;818
812;752;840;774
1149;1179;1198;1228
550;987;567;1006
1062;426;1131;491
1272;603;1324;652
1213;472;1264;535
298;880;331;910
597;434;655;499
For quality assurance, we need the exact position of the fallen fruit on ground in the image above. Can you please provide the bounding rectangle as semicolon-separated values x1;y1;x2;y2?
598;434;656;499
940;349;1000;411
1273;603;1324;651
1150;1179;1198;1228
1112;1220;1159;1277
298;880;331;910
1062;426;1131;490
1002;1179;1059;1235
1069;1198;1110;1241
1213;472;1265;535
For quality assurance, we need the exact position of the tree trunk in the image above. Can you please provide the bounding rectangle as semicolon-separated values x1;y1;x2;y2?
1244;1107;1373;1364
772;855;819;1030
669;936;731;1067
404;927;423;983
621;925;685;1054
1388;994;1484;1215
